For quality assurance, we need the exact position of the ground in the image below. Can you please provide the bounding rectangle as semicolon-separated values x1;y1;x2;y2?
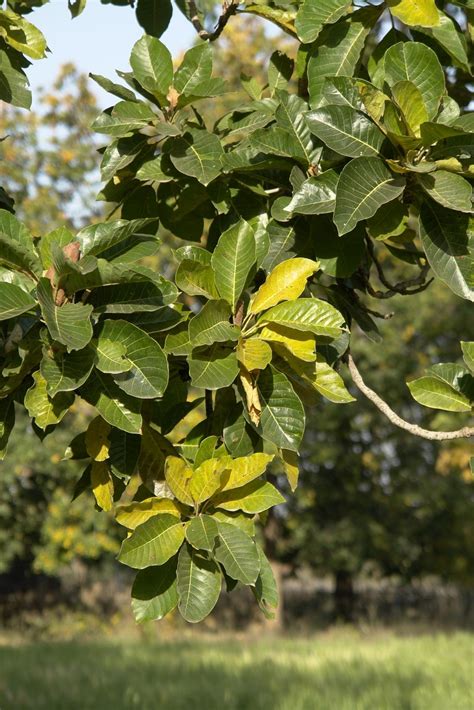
0;628;472;709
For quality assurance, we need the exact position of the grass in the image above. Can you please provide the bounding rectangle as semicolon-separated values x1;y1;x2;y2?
0;628;473;710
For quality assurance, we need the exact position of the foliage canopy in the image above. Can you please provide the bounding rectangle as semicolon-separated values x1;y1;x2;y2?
0;0;472;623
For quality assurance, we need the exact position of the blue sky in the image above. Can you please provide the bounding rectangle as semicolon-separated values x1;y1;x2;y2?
28;1;196;107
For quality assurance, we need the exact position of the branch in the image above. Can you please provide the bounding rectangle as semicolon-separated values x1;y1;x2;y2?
366;238;433;299
187;0;238;41
346;354;474;441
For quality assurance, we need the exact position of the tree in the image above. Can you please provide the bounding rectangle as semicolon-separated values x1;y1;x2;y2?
0;0;472;624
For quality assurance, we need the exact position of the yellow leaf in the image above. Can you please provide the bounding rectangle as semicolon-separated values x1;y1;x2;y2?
115;497;182;529
237;338;273;372
240;369;262;426
220;453;274;491
91;460;114;512
164;456;194;506
85;416;111;461
280;449;299;491
249;258;319;314
260;323;316;362
189;458;224;504
387;0;440;28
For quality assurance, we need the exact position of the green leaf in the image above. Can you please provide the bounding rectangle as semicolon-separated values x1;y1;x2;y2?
0;46;31;109
0;282;35;320
89;73;138;102
287;354;355;403
96;320;168;399
40;346;94;397
0;9;47;59
275;92;320;165
129;34;173;102
307;7;382;106
135;0;172;38
89;277;177;314
131;557;178;622
314;219;366;277
423;12;470;71
383;42;445;120
169;129;223;186
254;544;279;618
213;479;285;514
77;218;157;260
220;453;274;492
24;371;74;430
175;259;219;300
80;369;142;434
418;171;473;213
39;227;75;270
367;201;409;241
211;221;256;311
306;106;386;158
418;202;473;302
268;51;294;96
118;514;185;569
391;81;429;136
189;300;240;348
174;43;213;95
295;0;351;43
185;515;219;552
188;344;239;390
255;366;305;451
258;298;345;338
214;521;260;585
0;397;14;460
407;376;472;412
93;100;157;137
461;342;474;373
260;324;316;363
0;209;41;277
177;544;221;623
387;0;439;27
250;258;319;314
37;279;93;352
285;171;338;216
334;157;406;236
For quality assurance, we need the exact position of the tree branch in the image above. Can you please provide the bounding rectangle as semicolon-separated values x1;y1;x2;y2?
366;238;433;299
346;354;474;441
187;0;238;41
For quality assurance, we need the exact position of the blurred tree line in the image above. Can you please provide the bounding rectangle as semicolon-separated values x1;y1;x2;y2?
0;19;472;622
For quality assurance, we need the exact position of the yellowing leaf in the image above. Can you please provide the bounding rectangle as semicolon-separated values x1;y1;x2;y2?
280;449;299;492
240;369;262;426
387;0;440;28
115;497;182;529
189;458;224;504
85;416;111;462
237;338;273;372
164;456;194;506
249;258;319;314
91;460;114;512
220;453;275;492
260;323;316;362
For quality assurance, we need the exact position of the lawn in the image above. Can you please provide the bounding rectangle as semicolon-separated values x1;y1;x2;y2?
0;629;472;710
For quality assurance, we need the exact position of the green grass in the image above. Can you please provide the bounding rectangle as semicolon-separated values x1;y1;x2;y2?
0;629;472;710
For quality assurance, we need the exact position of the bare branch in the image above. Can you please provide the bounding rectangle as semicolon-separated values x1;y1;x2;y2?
346;353;474;441
187;0;238;41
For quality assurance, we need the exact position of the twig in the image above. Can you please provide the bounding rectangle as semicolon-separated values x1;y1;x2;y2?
366;238;433;298
346;353;474;441
187;0;238;41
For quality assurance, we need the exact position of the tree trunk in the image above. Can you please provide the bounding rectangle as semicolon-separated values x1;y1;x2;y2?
334;570;355;622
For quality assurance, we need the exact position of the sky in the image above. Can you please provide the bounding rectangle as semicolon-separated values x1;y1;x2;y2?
28;1;196;107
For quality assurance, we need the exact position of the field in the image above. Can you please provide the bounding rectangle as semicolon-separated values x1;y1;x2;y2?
0;629;472;710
